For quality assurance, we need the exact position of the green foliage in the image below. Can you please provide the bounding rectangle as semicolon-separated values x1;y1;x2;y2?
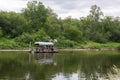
89;5;103;22
56;39;75;48
0;11;28;38
33;29;50;41
64;26;82;42
44;10;61;38
55;36;76;48
82;5;105;42
22;1;48;32
0;38;19;49
14;29;50;48
0;2;120;49
14;33;33;43
87;42;120;49
0;27;3;37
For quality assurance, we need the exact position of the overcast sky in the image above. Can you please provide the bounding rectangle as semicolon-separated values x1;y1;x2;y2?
0;0;120;19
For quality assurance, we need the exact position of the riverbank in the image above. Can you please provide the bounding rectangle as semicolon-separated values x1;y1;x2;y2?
59;48;120;52
84;42;120;49
0;50;29;52
57;42;120;51
0;42;119;52
0;48;119;52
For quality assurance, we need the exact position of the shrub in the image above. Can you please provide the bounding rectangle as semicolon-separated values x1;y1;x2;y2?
14;33;33;43
55;36;76;48
0;38;19;49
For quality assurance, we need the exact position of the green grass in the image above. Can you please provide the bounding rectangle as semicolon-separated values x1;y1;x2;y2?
0;38;119;49
85;41;120;49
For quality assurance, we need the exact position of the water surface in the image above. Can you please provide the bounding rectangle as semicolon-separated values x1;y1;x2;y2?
0;50;120;80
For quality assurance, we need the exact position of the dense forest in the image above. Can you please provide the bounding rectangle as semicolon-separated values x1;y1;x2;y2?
0;1;120;49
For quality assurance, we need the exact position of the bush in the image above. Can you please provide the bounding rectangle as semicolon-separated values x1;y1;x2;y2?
0;38;20;49
30;29;50;42
14;33;33;43
55;36;76;48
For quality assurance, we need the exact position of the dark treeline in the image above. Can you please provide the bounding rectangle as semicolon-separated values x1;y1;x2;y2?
0;1;120;49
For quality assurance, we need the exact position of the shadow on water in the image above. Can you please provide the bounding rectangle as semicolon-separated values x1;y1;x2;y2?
0;51;120;80
34;53;56;65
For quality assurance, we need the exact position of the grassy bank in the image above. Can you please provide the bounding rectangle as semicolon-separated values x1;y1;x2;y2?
0;39;120;50
57;41;120;49
85;42;120;49
0;38;29;49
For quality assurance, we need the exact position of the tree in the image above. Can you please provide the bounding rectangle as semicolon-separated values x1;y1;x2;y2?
102;16;120;42
64;26;82;42
0;27;3;37
59;17;83;42
0;11;28;38
88;5;103;22
22;1;48;32
82;5;105;43
44;8;61;39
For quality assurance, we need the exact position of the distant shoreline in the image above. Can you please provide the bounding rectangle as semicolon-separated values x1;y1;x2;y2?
59;48;119;51
0;48;119;52
0;50;29;52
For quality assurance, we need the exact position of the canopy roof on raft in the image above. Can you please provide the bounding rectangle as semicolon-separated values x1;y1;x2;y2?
34;42;54;46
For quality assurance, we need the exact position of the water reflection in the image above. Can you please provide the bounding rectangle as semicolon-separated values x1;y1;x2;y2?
51;51;120;80
31;53;56;65
25;72;32;80
0;51;120;80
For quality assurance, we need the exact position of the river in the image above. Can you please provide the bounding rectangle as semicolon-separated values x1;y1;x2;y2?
0;50;120;80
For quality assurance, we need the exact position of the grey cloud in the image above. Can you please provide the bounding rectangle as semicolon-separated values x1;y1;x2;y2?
1;0;119;19
53;0;89;10
39;0;120;18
